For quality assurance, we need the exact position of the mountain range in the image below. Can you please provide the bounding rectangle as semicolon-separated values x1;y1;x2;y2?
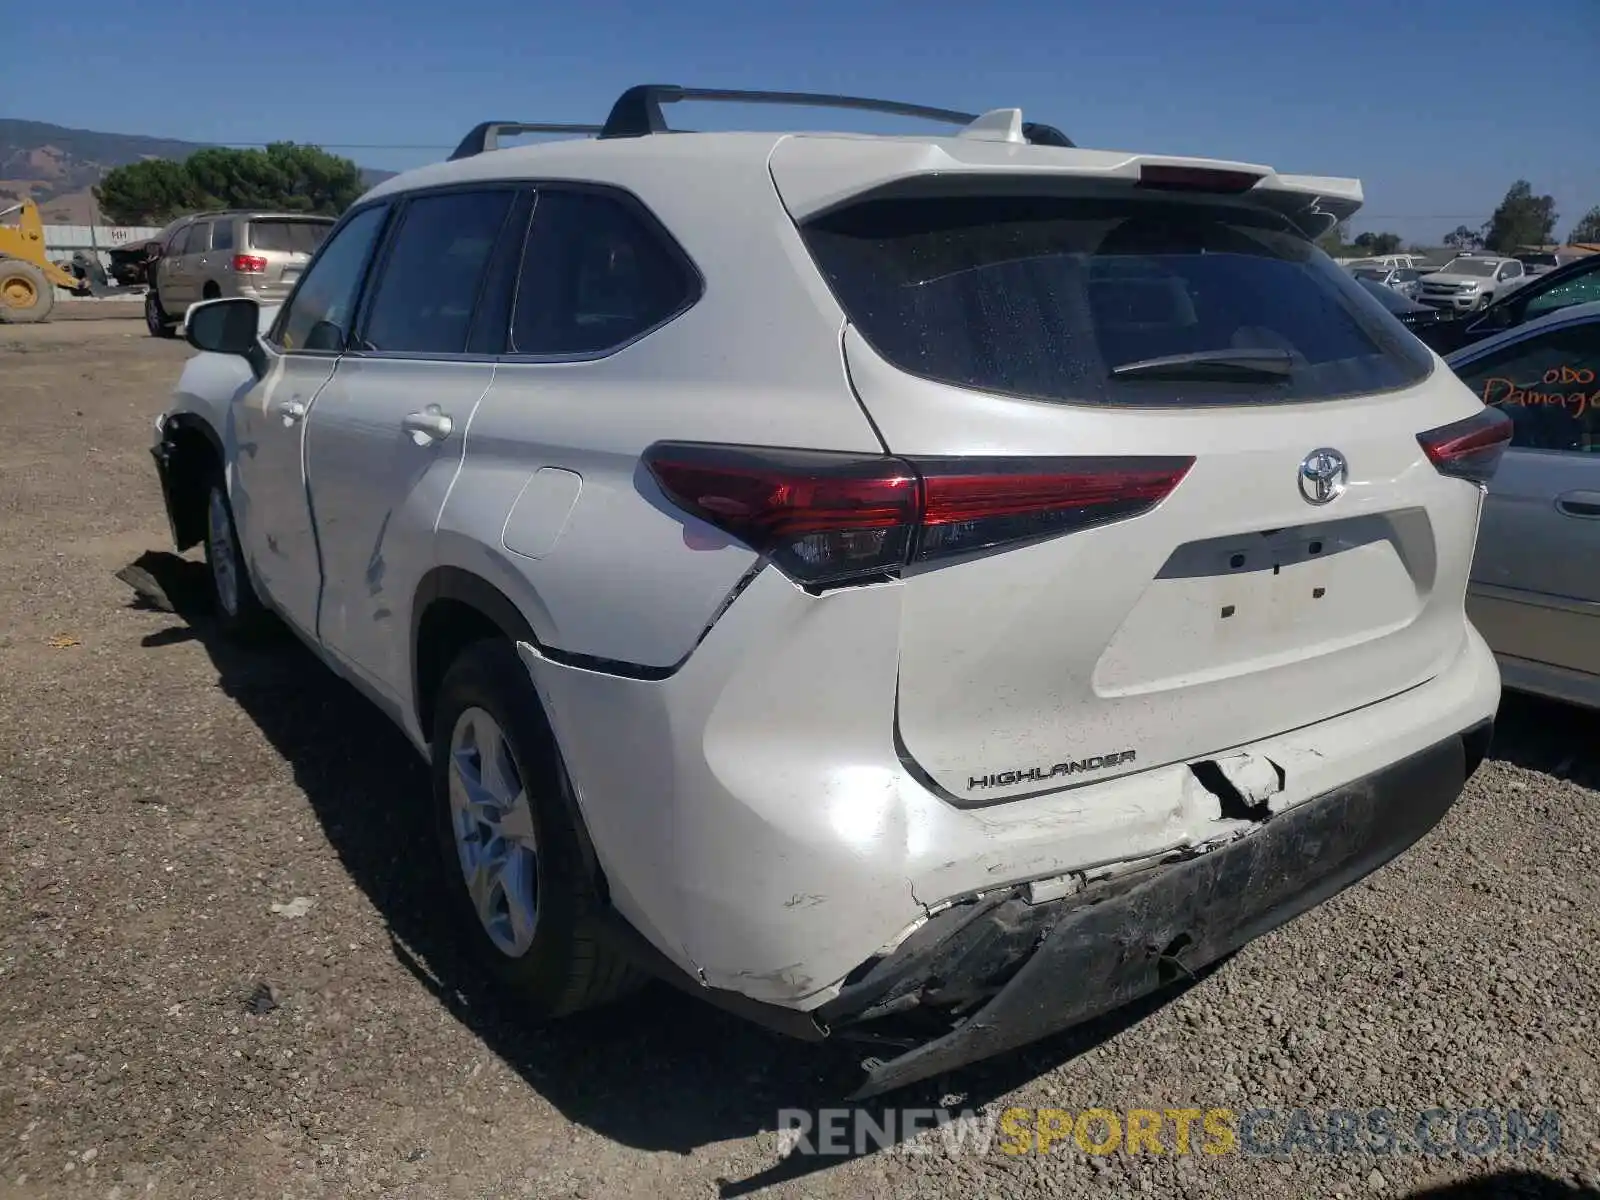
0;119;397;225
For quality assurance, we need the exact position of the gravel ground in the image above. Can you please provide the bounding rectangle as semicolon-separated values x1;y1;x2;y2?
1;320;1597;1200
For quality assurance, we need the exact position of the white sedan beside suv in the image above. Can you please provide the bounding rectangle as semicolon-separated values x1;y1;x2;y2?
150;85;1508;1097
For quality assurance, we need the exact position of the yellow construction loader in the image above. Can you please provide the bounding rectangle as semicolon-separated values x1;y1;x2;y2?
0;200;144;323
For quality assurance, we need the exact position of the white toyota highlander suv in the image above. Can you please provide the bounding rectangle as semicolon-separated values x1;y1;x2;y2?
150;85;1508;1097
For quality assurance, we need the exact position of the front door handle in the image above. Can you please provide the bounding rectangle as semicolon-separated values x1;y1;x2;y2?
403;406;454;445
276;399;306;426
1556;490;1600;519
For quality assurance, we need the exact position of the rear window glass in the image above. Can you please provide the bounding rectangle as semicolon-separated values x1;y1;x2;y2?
249;220;333;254
802;193;1434;406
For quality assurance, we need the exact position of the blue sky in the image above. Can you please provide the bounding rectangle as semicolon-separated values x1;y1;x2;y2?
19;0;1598;247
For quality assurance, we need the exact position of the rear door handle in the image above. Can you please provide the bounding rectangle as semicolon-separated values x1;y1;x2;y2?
1556;490;1600;519
403;406;454;445
275;399;306;426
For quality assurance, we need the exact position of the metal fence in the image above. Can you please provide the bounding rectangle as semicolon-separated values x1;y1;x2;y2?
43;224;163;269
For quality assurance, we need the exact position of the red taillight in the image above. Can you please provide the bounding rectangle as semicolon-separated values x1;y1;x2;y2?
1135;164;1264;194
643;444;919;586
643;443;1193;589
232;254;268;273
915;456;1195;562
1418;407;1513;485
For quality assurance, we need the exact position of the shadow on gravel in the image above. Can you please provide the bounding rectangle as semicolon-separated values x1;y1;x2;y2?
1403;1173;1600;1199
119;550;1232;1192
1487;692;1600;790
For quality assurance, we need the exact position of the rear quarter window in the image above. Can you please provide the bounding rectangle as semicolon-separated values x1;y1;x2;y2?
801;193;1435;407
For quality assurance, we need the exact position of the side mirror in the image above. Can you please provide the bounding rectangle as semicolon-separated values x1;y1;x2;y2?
186;297;266;377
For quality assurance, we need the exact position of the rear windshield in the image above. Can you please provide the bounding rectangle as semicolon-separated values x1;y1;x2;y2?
802;193;1434;406
248;219;333;254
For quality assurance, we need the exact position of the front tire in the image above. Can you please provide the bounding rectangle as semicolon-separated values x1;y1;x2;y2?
0;258;55;324
203;476;272;639
145;291;175;338
431;639;641;1017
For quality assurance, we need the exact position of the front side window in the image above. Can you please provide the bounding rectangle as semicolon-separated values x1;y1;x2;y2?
511;189;699;356
360;190;515;355
186;223;211;254
1453;321;1600;453
274;204;388;353
802;192;1434;407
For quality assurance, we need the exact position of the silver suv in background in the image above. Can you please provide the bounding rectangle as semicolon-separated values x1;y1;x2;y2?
1417;255;1529;314
144;211;334;338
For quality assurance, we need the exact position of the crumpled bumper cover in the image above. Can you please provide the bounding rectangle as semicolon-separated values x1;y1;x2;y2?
844;721;1490;1098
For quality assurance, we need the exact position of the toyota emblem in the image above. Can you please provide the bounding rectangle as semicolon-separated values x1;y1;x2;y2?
1298;448;1348;506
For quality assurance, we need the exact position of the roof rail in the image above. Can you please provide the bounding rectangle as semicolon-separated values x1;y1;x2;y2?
597;84;1075;147
449;121;605;162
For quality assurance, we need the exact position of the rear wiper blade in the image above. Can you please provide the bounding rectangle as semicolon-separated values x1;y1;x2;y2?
1109;349;1294;380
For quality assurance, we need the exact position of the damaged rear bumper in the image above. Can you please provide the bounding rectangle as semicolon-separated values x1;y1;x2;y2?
814;719;1492;1098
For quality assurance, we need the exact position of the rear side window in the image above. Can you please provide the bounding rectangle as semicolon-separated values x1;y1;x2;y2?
361;189;515;355
1452;321;1599;453
212;222;234;252
249;220;332;254
511;189;698;356
802;193;1435;406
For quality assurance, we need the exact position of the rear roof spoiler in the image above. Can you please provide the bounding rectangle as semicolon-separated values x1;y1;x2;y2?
446;85;1075;161
766;141;1364;235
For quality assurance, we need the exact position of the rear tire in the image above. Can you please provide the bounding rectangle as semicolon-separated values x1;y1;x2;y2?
430;639;643;1017
203;475;273;640
145;291;175;338
0;258;55;324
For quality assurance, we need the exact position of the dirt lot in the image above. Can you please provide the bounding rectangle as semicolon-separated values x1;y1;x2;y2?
2;318;1598;1200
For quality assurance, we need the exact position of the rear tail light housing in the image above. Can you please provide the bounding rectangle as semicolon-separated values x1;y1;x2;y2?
644;442;1192;589
1417;407;1513;485
232;254;268;274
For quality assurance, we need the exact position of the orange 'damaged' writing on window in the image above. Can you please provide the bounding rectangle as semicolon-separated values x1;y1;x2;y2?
1481;366;1596;418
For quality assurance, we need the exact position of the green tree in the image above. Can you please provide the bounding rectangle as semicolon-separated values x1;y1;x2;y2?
1443;224;1485;253
1482;180;1558;253
93;158;206;225
1353;231;1404;255
92;143;365;225
1568;205;1600;245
